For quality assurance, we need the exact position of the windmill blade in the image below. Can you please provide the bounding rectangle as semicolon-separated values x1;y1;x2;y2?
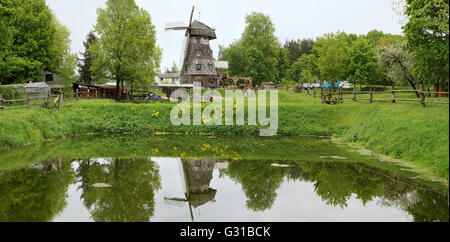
180;6;195;77
189;6;195;27
165;21;188;31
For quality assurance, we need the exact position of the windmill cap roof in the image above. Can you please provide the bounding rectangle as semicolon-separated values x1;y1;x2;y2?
191;20;214;30
188;20;217;39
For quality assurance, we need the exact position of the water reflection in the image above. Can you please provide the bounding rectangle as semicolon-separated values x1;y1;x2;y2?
76;158;161;222
0;156;448;222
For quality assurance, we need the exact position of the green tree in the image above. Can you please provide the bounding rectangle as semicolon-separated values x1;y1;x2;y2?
314;33;350;83
277;47;290;81
403;0;449;90
220;12;281;85
284;38;315;64
218;42;247;77
244;47;266;85
91;0;162;99
347;36;380;87
166;61;179;73
77;32;97;85
0;0;56;84
287;54;317;83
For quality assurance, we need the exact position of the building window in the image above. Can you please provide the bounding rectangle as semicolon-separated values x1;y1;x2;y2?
45;73;54;82
196;64;202;71
196;50;201;57
195;38;201;44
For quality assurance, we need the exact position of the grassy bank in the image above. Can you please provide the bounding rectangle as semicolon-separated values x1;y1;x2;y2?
0;90;448;178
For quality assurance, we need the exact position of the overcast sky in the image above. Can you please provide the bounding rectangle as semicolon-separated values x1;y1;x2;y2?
46;0;403;72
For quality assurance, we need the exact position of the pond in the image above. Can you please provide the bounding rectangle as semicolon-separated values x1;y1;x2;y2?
0;135;448;222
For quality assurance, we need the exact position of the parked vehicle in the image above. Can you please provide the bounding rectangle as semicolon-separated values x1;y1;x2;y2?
302;83;311;89
340;81;351;89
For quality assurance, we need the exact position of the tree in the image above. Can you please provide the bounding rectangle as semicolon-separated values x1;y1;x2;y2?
376;43;421;94
245;47;266;85
287;54;317;83
91;0;162;99
403;0;449;92
0;0;57;84
314;33;350;83
347;36;380;87
77;32;97;85
284;38;315;64
165;61;179;73
218;42;247;77
222;12;281;84
277;47;291;81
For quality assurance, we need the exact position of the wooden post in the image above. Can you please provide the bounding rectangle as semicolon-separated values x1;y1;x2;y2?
391;85;396;103
57;93;63;109
26;96;30;107
419;83;425;106
353;87;356;101
337;88;341;104
313;88;316;97
0;94;4;109
369;88;373;103
307;88;310;95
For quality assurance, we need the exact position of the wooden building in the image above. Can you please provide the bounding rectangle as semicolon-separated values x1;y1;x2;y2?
166;7;218;88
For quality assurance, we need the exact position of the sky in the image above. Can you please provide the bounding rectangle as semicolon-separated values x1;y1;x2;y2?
46;0;404;72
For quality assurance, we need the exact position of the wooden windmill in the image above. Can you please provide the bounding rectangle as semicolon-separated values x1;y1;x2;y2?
165;6;218;88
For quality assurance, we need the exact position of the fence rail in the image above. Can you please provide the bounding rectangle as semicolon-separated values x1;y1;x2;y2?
0;91;85;111
302;86;449;105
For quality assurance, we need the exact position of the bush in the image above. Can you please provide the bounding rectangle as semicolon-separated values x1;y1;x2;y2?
0;86;25;100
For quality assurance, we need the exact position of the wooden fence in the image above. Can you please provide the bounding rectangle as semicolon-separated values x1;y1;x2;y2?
303;86;449;106
0;92;83;111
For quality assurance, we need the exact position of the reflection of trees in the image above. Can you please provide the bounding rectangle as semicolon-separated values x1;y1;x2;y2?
224;159;448;221
77;158;161;222
0;159;75;221
286;161;449;221
225;160;286;211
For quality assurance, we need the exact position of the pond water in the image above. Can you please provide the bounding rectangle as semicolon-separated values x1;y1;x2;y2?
0;135;448;222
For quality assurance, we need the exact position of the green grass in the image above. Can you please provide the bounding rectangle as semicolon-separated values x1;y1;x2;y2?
0;90;448;179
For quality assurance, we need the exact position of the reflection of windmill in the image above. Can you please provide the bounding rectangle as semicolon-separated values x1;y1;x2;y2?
164;159;218;222
165;6;218;88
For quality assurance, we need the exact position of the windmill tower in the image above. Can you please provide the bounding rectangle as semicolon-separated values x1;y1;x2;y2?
165;6;218;88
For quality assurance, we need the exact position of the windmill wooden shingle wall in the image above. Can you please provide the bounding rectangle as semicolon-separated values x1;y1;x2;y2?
181;20;218;88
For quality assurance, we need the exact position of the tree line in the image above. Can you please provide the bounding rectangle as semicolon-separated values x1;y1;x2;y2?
219;0;449;92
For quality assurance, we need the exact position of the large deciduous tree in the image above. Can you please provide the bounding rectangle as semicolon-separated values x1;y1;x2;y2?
91;0;161;100
219;12;282;85
0;0;56;84
403;0;449;92
376;43;421;95
313;33;350;83
347;36;380;87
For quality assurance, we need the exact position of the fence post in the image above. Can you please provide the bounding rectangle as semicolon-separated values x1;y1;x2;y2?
337;88;341;104
353;87;356;101
313;88;316;97
391;86;396;103
369;88;373;103
307;88;310;95
419;83;425;106
0;94;3;109
26;96;30;107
